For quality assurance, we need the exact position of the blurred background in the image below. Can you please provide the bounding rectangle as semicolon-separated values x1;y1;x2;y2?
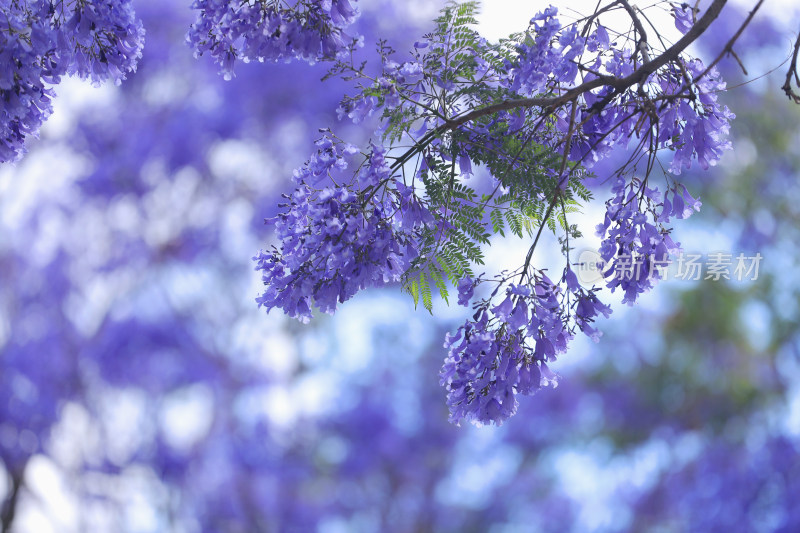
1;0;800;531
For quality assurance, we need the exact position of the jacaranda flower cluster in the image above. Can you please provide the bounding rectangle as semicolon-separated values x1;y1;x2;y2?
252;3;737;425
0;0;144;162
188;0;359;79
254;136;434;322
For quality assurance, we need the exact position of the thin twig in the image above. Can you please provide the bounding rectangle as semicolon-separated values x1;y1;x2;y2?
619;0;650;64
782;30;800;104
695;0;764;82
440;0;727;133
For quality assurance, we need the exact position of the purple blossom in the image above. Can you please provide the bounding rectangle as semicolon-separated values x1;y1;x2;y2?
439;272;610;426
673;3;695;34
0;0;144;162
596;178;688;305
457;277;474;306
254;138;433;321
666;64;734;174
62;0;145;86
247;0;738;428
187;0;360;79
512;7;577;96
587;24;610;53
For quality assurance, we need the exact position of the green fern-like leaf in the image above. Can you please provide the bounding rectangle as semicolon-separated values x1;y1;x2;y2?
419;272;433;312
408;276;420;308
490;208;506;236
428;262;450;304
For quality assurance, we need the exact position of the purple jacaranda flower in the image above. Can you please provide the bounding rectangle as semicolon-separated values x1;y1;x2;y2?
457;277;474;306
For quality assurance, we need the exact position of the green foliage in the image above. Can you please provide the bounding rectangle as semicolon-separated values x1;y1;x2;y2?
403;156;486;311
376;1;519;145
463;114;593;241
339;1;594;310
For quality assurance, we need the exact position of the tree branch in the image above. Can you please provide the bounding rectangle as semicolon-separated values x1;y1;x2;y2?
439;0;728;132
619;0;650;65
695;0;764;82
1;471;22;533
782;29;800;104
